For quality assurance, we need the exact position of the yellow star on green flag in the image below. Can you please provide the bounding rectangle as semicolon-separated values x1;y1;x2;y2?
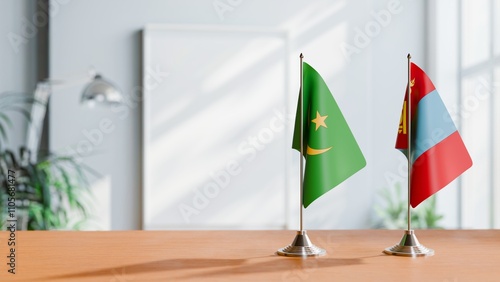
293;62;366;208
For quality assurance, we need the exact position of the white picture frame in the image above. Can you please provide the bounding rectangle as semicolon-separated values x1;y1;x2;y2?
142;24;291;230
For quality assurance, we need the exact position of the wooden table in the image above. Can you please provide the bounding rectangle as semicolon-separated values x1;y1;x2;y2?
0;230;499;281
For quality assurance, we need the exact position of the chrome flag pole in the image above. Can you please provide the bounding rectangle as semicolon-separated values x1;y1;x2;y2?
383;54;434;257
277;53;325;257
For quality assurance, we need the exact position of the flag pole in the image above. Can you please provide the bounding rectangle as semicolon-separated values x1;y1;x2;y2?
406;53;412;232
383;53;434;257
299;53;304;232
277;53;325;257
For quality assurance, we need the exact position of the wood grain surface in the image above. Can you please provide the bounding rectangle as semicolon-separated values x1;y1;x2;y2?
0;230;499;281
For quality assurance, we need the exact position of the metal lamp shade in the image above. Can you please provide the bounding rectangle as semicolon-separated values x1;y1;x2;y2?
81;74;122;105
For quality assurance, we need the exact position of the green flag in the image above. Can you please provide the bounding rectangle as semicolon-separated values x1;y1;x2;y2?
293;62;366;208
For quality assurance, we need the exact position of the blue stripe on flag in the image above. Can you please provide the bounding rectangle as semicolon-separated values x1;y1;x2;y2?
412;90;457;162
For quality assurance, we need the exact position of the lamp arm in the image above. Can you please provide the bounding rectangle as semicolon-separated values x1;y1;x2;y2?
43;68;96;90
25;82;51;162
25;69;120;161
25;69;96;161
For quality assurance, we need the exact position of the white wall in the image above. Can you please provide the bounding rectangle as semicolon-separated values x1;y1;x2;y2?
49;0;426;230
430;0;500;229
0;0;38;150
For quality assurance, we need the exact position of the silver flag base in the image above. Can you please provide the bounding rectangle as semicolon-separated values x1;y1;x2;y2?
383;230;434;257
277;230;326;257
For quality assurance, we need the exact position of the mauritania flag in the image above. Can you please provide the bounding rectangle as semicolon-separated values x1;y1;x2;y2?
396;62;472;208
292;62;366;208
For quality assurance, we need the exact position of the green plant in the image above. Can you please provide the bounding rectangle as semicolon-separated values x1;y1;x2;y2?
0;92;94;230
0;148;95;230
0;92;35;149
373;182;444;229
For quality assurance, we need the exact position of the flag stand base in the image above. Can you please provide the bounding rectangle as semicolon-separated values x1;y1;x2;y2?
383;230;434;257
277;230;326;257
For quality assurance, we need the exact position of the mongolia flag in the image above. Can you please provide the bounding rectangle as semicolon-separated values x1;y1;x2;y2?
396;62;472;208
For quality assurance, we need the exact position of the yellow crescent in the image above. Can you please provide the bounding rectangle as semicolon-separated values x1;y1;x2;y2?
307;145;332;156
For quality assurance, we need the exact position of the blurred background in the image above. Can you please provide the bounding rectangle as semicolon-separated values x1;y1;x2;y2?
0;0;498;230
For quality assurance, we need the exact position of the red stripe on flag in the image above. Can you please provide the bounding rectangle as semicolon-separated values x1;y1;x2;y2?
410;63;436;103
410;131;473;208
395;63;437;150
